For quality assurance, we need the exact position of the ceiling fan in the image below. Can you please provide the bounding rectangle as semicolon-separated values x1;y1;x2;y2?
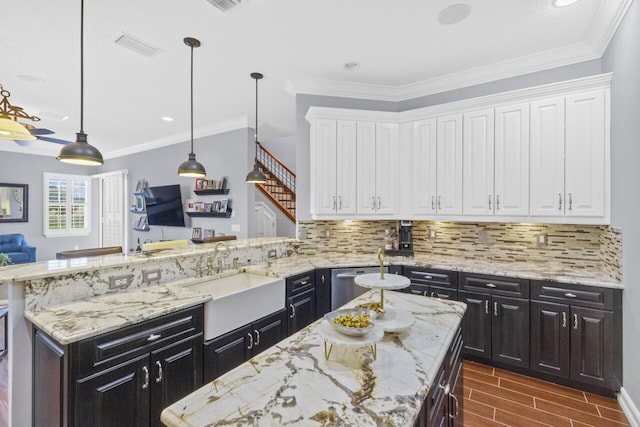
0;83;72;146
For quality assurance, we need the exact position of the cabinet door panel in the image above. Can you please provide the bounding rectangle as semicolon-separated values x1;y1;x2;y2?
375;123;398;214
463;109;495;215
203;325;251;383
436;114;463;215
458;291;491;359
492;296;529;368
288;289;316;335
252;309;287;356
336;120;357;214
315;269;332;319
570;307;614;388
530;301;570;378
530;97;565;216
314;119;338;214
151;335;203;427
75;354;150;427
565;90;606;217
356;121;377;213
495;103;529;216
412;119;438;215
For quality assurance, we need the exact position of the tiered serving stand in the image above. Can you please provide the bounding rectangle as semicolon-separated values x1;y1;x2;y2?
320;248;413;360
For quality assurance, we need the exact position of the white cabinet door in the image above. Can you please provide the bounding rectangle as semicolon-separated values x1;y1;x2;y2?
411;119;437;215
495;103;529;216
530;97;565;217
374;123;398;214
336;120;357;214
463;109;495;215
437;114;463;215
314;119;338;215
565;90;606;217
356;122;377;214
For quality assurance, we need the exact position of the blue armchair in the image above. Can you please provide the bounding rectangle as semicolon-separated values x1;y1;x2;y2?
0;233;36;264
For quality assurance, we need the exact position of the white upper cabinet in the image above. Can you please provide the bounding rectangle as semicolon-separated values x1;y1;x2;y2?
494;103;529;216
356;121;377;213
335;120;357;214
565;90;606;217
463;109;495;215
530;97;566;217
436;114;463;215
411;119;437;215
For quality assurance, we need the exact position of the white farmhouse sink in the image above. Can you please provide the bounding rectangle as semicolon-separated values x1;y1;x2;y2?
184;273;285;340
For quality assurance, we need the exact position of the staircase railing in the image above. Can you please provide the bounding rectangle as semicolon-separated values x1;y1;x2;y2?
256;142;296;193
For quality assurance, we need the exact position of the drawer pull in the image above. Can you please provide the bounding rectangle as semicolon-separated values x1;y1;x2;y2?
147;334;162;342
411;289;421;295
254;329;261;346
142;366;149;389
562;312;567;328
565;293;577;298
155;361;163;384
485;283;496;288
573;313;578;330
449;393;460;419
300;280;308;285
423;291;428;297
431;291;436;298
247;332;254;350
485;300;489;314
439;383;451;394
289;304;296;319
494;302;498;317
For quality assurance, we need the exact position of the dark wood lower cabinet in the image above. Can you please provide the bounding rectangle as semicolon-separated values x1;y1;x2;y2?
287;288;316;335
531;301;570;377
570;306;615;388
33;305;204;427
204;309;287;383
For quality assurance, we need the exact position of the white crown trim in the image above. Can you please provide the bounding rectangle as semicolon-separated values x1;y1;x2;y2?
587;0;634;57
104;116;249;159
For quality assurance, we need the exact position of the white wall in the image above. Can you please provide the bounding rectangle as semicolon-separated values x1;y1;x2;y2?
602;0;640;417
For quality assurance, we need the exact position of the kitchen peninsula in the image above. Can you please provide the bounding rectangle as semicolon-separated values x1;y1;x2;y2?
161;291;466;426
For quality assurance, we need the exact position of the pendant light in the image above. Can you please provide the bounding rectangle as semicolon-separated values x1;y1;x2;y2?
57;0;103;166
0;85;37;142
246;72;267;184
177;37;206;177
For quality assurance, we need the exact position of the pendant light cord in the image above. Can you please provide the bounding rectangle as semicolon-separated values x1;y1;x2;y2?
254;76;258;160
80;0;84;133
190;43;194;154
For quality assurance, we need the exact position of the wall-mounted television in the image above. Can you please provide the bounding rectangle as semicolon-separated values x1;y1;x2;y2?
143;184;186;227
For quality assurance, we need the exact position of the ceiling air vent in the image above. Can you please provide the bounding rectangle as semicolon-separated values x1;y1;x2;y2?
205;0;247;13
114;32;162;57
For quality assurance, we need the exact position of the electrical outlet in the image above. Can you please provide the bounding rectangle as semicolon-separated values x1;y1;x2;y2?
537;233;548;246
268;249;277;259
478;228;487;243
428;228;437;240
299;227;308;239
325;227;331;238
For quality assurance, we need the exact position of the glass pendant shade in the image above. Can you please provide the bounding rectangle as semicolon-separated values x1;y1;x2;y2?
245;163;266;183
57;131;103;165
0;117;36;141
178;152;206;177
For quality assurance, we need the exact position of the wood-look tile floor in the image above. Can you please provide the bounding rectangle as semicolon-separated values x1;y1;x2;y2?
463;361;630;427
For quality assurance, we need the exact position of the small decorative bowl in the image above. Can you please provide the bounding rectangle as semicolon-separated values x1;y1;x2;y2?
324;308;376;336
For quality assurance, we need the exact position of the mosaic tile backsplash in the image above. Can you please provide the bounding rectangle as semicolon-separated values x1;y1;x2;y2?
297;220;622;280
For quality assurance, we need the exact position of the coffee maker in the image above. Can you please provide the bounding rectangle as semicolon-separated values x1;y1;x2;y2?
386;220;414;257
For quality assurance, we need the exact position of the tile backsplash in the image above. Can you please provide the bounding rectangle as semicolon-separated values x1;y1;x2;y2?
297;220;622;280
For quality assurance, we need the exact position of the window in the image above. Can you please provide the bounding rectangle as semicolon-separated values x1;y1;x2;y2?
43;173;91;237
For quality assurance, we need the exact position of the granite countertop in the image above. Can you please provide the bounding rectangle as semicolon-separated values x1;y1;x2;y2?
161;291;466;427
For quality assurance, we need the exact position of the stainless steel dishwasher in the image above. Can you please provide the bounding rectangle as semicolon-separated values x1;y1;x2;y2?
331;266;388;310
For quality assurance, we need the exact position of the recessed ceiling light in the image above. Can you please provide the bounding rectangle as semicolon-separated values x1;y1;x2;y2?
553;0;579;7
438;3;471;25
17;74;46;84
162;116;174;122
344;62;360;71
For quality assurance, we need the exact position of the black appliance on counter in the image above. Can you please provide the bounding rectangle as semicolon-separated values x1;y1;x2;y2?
386;220;414;257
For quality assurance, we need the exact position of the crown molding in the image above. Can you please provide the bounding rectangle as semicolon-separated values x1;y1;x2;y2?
104;116;249;160
587;0;633;57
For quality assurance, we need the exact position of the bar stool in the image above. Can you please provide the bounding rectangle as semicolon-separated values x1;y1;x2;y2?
0;300;7;357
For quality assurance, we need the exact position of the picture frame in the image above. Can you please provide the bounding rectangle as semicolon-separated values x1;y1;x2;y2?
192;227;202;240
203;203;213;213
194;201;205;212
195;178;205;191
185;199;196;212
0;183;28;223
203;229;215;239
135;194;145;212
212;201;221;212
220;198;229;213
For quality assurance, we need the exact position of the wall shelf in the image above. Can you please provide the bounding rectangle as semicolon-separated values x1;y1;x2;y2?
194;189;230;196
186;209;232;218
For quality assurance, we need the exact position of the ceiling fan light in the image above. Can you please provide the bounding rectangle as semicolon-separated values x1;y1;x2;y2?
178;152;206;177
57;131;104;165
0;117;37;141
245;163;267;183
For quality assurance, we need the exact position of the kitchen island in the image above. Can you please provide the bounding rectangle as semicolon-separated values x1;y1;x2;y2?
161;291;466;426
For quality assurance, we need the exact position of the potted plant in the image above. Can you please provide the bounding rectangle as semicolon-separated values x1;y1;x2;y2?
0;253;11;266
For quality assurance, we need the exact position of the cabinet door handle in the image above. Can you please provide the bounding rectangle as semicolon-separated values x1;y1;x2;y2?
562;312;567;328
332;196;336;210
338;196;342;210
488;195;492;210
485;300;489;314
142;366;150;389
431;291;436;298
155;360;163;384
423;291;428;297
558;193;562;211
321;274;325;284
411;289;421;295
289;303;296;318
485;283;496;288
147;334;161;342
247;332;254;350
496;195;500;211
377;196;381;209
431;196;435;210
494;301;498;317
565;293;577;298
372;196;376;210
254;330;261;346
449;392;460;419
568;193;573;211
437;195;442;210
573;313;578;330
